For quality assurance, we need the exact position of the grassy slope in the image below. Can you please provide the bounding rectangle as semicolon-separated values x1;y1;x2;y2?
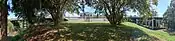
12;21;175;41
66;21;159;41
67;21;175;41
123;22;175;41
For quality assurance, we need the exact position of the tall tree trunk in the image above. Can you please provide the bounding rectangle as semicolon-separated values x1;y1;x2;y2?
105;15;117;25
105;13;123;25
0;0;8;41
52;11;63;41
117;13;124;25
54;13;63;28
49;9;64;28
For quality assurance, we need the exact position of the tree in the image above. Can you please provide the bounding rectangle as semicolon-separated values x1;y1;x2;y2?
12;0;75;27
90;0;158;25
0;0;8;41
42;0;75;27
12;0;77;40
12;0;42;24
79;0;86;18
163;0;175;33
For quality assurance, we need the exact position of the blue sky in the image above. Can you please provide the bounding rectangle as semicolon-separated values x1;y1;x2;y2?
8;0;171;19
157;0;171;17
82;0;171;17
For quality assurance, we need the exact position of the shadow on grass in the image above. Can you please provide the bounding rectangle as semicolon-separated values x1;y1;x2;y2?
60;23;159;41
10;23;159;41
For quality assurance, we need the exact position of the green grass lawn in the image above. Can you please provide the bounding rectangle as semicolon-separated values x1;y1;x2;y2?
65;21;175;41
123;22;175;41
12;21;175;41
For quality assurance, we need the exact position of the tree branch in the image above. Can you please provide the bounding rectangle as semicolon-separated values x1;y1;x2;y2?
102;0;112;15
